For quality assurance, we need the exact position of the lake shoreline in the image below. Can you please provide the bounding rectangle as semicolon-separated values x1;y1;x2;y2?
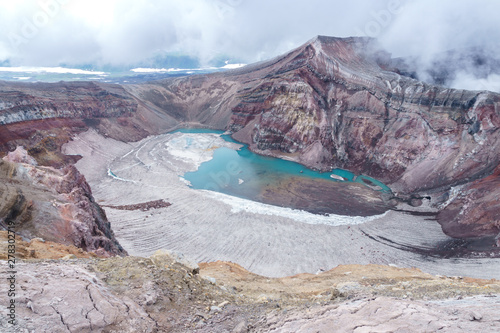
63;129;500;279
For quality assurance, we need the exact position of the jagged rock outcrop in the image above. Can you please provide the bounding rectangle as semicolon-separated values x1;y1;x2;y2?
0;146;126;256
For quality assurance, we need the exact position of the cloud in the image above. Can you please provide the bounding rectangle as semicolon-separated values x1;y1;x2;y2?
0;0;385;66
0;0;499;91
448;72;500;93
380;0;500;58
379;0;500;91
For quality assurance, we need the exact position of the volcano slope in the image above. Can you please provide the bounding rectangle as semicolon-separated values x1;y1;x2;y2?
124;36;500;242
1;35;500;331
1;36;500;242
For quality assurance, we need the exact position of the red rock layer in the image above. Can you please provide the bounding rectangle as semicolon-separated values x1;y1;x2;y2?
1;147;126;256
133;37;500;239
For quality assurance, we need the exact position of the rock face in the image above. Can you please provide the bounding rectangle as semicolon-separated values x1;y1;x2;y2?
225;37;499;195
0;261;156;332
438;164;500;240
1;35;500;241
255;296;500;333
0;81;178;165
0;146;126;256
129;36;500;239
0;81;136;126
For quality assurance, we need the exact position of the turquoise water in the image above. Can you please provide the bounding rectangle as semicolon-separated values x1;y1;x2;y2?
178;129;392;198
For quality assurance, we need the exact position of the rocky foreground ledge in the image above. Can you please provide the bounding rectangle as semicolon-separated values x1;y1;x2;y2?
1;235;499;333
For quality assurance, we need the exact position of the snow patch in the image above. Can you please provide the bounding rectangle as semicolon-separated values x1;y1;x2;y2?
202;190;388;227
0;66;107;75
165;133;240;170
221;63;246;69
130;64;246;73
107;169;135;183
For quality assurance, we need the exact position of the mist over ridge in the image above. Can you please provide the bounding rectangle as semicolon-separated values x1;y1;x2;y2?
0;0;499;91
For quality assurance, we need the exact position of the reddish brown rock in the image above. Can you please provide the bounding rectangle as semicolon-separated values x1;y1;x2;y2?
438;164;500;239
0;81;136;126
1;147;126;256
0;81;178;166
129;37;500;195
224;37;500;193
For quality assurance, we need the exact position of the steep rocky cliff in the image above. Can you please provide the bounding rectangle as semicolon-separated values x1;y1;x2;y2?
1;36;499;242
228;37;500;193
0;146;126;256
125;36;500;241
437;163;500;238
232;41;492;185
0;81;136;125
128;37;500;194
0;81;177;165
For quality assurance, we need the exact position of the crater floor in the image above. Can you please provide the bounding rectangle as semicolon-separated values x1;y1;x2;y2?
63;129;500;279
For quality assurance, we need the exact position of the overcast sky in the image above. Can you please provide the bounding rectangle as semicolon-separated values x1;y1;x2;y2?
0;0;499;89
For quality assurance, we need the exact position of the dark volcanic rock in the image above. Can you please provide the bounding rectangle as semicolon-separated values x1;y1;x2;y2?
257;176;391;216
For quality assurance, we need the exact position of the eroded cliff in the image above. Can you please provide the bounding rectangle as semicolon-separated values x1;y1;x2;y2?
0;146;126;256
